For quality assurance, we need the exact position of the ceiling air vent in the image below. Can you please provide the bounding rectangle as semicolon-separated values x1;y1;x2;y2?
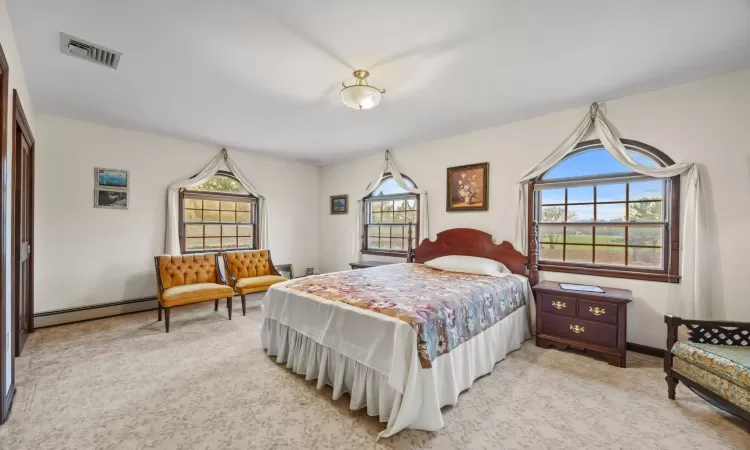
59;33;122;69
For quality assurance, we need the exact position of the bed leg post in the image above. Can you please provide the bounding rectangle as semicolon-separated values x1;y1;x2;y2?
407;221;415;263
664;315;681;399
528;220;539;287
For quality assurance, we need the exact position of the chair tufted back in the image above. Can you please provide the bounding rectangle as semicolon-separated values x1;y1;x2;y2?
225;250;271;284
157;254;218;290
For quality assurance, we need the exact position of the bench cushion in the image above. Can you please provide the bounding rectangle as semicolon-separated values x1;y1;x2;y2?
673;357;750;411
235;275;287;294
672;341;750;390
161;283;233;307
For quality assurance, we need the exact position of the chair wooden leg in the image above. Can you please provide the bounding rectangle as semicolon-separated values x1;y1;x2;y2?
158;301;162;322
165;308;171;333
215;299;219;311
666;375;679;400
241;294;246;316
227;297;232;320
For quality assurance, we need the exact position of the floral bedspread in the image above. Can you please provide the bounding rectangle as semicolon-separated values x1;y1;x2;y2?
282;263;527;368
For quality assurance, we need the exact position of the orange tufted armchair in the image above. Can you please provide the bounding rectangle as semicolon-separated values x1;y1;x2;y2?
222;250;287;315
154;253;234;332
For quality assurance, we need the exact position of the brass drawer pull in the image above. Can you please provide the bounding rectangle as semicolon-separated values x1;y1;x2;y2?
569;324;585;334
589;306;606;316
551;301;566;310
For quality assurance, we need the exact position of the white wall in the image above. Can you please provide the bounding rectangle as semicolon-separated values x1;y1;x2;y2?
34;114;320;313
1;0;35;397
319;69;750;349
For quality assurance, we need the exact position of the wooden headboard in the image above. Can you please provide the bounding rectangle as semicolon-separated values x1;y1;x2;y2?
407;227;539;285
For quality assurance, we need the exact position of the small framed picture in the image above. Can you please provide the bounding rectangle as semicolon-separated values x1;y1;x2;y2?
275;264;294;279
330;194;348;215
446;162;489;211
95;188;129;210
95;167;129;190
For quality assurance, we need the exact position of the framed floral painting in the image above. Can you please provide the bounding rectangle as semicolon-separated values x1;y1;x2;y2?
446;162;489;211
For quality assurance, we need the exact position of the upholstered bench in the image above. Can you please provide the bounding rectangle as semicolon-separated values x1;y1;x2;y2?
665;315;750;422
222;250;287;315
154;253;234;332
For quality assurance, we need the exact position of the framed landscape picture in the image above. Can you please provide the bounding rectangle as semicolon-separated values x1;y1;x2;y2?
330;194;348;215
446;162;489;211
95;188;129;210
95;167;129;189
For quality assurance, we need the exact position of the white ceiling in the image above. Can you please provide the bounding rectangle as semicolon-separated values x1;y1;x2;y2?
8;0;750;163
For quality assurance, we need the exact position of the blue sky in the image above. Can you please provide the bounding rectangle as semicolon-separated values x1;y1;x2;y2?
543;149;657;180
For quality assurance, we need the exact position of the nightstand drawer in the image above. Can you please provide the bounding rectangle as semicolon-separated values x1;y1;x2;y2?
541;313;618;348
578;299;617;324
540;294;576;317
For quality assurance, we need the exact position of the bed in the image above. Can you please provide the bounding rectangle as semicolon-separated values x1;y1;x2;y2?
261;228;539;438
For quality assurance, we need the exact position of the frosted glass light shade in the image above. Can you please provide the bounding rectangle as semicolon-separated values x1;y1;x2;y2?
340;85;382;110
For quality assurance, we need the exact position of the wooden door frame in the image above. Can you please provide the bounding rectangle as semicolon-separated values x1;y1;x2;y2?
0;42;11;424
11;90;34;358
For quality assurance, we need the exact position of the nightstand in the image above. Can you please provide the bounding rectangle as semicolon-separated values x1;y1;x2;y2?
533;281;632;368
349;261;394;270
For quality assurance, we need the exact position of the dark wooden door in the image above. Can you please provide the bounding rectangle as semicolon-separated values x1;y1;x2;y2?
14;126;32;355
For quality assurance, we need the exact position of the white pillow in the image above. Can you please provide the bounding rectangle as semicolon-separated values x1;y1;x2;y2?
424;255;509;276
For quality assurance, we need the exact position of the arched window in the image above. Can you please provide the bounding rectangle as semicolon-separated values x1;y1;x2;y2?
363;173;419;255
531;139;679;282
179;171;258;253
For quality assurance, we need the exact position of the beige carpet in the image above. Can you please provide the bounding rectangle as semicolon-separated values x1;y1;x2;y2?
0;300;747;450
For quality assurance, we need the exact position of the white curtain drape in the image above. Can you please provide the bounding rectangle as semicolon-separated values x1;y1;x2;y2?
515;104;710;319
165;149;269;255
351;151;429;263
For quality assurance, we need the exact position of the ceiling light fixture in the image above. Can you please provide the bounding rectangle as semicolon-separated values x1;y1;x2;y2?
340;70;386;110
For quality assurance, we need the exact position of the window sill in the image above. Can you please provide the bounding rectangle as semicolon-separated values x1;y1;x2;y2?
538;263;680;283
181;248;256;255
361;249;408;258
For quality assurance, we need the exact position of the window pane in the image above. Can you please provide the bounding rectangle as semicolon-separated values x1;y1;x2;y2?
220;201;236;211
567;186;593;204
220;211;236;223
380;227;391;238
540;243;563;261
184;199;202;209
596;203;626;222
629;180;663;201
542;148;660;180
382;201;394;212
394;211;405;222
381;212;394;224
222;225;237;237
393;200;404;211
539;225;564;245
596;246;625;266
391;226;403;237
203;200;220;210
596;184;626;202
391;239;404;250
368;237;379;248
371;202;382;212
567;205;594;222
204;225;221;237
186;225;203;238
594;226;626;245
629;247;662;268
565;245;593;263
190;174;250;194
186;238;203;250
371;177;415;196
205;237;221;249
222;237;238;249
236;211;252;223
378;238;390;249
566;225;593;244
628;226;663;247
236;202;251;212
203;210;220;222
628;201;662;222
367;226;378;238
406;211;417;223
237;226;252;237
185;209;202;222
540;188;565;205
370;212;382;224
540;206;567;223
238;237;252;248
406;199;417;210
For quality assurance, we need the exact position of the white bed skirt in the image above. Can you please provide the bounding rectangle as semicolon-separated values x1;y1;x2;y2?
262;305;529;439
